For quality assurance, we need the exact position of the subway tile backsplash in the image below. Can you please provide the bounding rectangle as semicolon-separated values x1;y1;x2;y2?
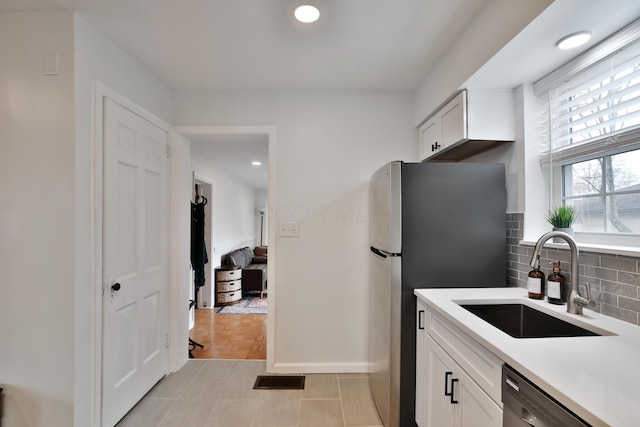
507;213;640;326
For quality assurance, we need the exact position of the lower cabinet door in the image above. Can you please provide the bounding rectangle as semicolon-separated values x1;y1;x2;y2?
426;336;456;427
457;367;502;427
425;336;502;427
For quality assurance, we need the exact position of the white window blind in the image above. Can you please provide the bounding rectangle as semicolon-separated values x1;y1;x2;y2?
542;38;640;165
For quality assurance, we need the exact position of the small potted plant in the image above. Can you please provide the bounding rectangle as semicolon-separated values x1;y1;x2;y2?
545;205;577;242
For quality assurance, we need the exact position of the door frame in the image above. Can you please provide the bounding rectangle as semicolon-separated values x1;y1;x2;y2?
92;81;172;426
172;125;277;370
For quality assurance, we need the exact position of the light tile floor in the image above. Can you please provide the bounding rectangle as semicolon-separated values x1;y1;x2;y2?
116;360;383;427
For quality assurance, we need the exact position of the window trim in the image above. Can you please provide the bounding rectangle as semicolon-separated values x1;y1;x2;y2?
519;238;640;257
541;128;640;167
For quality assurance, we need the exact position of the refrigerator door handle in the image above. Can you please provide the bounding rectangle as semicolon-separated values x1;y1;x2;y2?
370;246;387;258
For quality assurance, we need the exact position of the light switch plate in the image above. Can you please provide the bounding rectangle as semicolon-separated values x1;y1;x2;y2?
43;51;58;75
279;222;299;237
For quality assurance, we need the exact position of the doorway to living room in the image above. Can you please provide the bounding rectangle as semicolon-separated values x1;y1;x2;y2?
190;179;267;359
174;125;275;363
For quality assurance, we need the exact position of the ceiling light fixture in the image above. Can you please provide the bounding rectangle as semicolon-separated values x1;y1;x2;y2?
252;161;262;166
293;4;320;23
556;31;592;50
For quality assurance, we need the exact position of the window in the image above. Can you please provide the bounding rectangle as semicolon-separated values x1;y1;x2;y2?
536;19;640;243
563;149;640;234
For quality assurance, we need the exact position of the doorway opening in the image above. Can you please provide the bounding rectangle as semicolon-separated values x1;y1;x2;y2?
175;126;275;364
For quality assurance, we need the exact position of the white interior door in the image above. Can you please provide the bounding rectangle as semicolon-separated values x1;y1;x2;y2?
102;97;169;426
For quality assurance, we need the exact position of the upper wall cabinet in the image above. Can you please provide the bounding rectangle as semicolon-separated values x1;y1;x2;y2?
419;89;515;162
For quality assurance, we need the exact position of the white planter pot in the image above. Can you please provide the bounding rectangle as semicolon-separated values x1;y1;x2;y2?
552;227;574;243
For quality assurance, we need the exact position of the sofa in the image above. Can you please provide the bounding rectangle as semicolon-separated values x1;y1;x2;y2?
221;246;267;298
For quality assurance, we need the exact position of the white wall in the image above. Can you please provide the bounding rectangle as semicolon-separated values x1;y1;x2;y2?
413;0;552;126
0;11;75;427
73;14;174;427
174;89;416;371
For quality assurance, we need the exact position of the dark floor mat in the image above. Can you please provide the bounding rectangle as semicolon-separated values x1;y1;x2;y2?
253;375;305;390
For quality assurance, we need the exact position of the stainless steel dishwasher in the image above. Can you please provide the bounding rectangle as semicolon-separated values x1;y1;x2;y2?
502;365;591;427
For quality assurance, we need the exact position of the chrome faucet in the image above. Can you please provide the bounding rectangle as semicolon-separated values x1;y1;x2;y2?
530;231;596;314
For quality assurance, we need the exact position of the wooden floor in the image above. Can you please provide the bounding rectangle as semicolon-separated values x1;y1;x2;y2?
188;307;267;359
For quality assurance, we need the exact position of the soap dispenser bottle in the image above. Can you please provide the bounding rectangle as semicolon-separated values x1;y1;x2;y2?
547;259;567;304
527;255;545;299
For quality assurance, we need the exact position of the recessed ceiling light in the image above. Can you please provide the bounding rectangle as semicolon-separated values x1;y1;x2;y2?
252;161;262;166
556;32;592;50
293;4;320;23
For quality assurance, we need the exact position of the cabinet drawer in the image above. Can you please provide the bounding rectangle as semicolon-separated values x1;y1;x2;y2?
216;279;241;292
216;269;242;281
216;290;242;304
426;308;503;406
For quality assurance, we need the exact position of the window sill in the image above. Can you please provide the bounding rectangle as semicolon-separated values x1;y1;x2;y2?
519;240;640;257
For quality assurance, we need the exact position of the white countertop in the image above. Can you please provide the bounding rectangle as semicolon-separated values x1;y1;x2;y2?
414;287;640;427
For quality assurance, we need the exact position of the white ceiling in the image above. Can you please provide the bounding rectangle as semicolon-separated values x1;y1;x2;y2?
0;0;491;91
190;133;269;190
3;0;640;189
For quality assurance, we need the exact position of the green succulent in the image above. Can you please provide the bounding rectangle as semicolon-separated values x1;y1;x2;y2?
545;205;577;228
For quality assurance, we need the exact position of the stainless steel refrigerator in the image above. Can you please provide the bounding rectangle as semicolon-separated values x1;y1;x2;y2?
369;161;507;427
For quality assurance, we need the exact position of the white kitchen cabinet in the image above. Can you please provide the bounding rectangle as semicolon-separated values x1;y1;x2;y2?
419;116;442;160
440;93;465;150
425;335;502;427
416;303;503;427
419;89;514;162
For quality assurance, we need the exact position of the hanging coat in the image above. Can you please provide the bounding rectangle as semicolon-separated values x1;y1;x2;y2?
191;200;208;288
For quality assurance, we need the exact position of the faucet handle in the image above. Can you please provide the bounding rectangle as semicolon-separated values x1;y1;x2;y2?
579;282;597;310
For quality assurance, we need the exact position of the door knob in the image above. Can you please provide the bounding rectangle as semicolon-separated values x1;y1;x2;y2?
111;283;121;291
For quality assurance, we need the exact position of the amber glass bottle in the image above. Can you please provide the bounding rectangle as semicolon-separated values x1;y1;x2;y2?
547;260;567;304
527;255;545;299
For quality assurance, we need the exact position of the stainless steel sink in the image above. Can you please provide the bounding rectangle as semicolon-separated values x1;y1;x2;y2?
459;303;601;338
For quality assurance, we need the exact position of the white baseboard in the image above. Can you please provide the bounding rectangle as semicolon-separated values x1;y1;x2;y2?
269;362;369;374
